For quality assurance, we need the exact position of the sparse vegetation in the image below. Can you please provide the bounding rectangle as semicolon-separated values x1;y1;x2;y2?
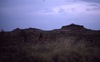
0;24;100;62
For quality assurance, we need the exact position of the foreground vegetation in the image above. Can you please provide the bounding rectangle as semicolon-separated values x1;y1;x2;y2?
0;24;100;62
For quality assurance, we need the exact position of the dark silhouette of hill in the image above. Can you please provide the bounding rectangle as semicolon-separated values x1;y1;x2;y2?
61;23;85;30
0;24;100;62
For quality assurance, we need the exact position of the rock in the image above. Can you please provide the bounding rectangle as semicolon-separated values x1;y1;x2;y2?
61;23;85;31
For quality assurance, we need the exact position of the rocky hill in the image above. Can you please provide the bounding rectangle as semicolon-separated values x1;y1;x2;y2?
0;24;100;62
61;23;85;30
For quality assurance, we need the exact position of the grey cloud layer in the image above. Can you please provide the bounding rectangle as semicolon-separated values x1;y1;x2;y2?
81;0;100;3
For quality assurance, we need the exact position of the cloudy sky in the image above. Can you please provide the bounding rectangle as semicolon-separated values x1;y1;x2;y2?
0;0;100;31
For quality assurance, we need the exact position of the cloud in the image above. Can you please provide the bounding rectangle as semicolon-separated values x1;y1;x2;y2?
36;9;56;15
81;0;100;3
1;0;100;16
0;4;39;17
37;2;100;15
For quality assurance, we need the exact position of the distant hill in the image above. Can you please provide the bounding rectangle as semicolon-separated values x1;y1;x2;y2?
0;24;100;62
61;23;85;30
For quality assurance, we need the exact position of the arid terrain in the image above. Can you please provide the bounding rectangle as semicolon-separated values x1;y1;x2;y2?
0;24;100;62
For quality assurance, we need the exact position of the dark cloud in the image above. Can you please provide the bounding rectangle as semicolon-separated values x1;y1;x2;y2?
86;7;100;11
65;0;100;3
81;0;100;3
89;4;98;6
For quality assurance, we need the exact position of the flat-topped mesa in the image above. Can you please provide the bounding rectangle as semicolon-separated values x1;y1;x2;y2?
61;24;86;30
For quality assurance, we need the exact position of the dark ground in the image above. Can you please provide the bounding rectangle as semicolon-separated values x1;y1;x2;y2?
0;24;100;62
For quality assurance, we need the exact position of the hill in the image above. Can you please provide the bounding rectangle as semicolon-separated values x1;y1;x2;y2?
0;24;100;62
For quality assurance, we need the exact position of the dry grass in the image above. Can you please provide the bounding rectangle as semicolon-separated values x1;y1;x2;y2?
0;29;100;62
22;38;100;62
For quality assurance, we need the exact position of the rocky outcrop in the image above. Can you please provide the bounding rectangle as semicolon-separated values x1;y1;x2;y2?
61;24;86;31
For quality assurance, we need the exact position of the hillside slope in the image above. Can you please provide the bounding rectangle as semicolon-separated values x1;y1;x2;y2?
0;24;100;62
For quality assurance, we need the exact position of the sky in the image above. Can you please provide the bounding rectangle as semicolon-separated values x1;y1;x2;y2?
0;0;100;31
